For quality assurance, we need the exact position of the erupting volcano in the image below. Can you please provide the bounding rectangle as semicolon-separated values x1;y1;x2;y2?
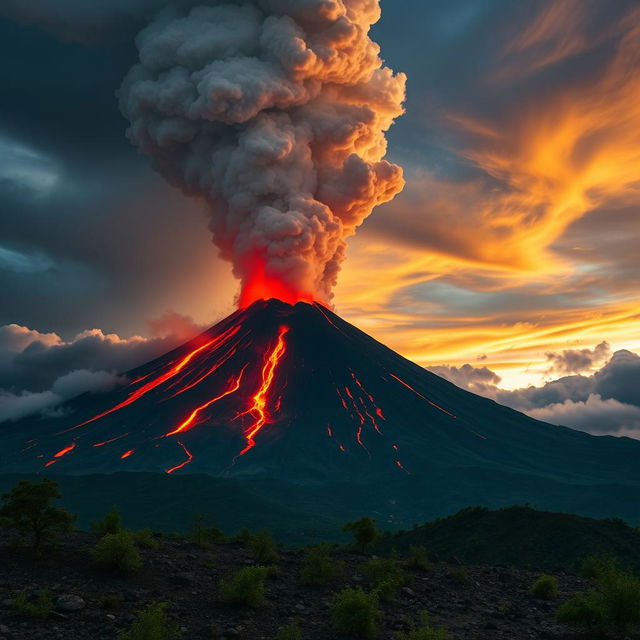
4;298;640;522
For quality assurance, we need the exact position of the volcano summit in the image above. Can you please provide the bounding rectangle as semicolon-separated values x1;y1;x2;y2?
3;300;640;527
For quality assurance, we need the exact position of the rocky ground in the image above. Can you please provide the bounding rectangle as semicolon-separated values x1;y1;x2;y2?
0;529;588;640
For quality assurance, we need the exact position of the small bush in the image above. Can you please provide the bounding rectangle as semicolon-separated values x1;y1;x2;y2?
12;590;53;619
530;575;559;600
556;565;640;635
91;530;143;573
343;518;378;553
331;588;381;638
0;479;75;552
302;543;342;586
190;514;224;548
276;623;302;640
407;546;430;571
397;611;452;640
91;505;122;536
249;530;279;563
219;566;269;607
364;557;407;602
133;529;160;550
100;594;123;610
580;555;620;581
117;602;178;640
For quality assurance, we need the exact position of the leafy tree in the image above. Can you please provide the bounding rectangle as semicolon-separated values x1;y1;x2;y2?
343;517;379;553
331;588;381;638
0;479;75;552
364;557;408;602
91;505;122;535
118;602;178;640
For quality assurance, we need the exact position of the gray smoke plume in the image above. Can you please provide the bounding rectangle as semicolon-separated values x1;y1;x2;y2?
118;0;406;305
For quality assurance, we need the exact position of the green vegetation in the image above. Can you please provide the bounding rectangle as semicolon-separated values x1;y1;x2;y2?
447;568;469;585
0;479;75;552
91;529;143;572
375;505;640;573
276;623;303;640
530;574;559;600
343;517;379;553
331;588;381;638
397;611;451;640
190;514;224;548
219;566;269;606
117;602;178;640
12;590;53;619
302;543;342;586
133;528;160;549
100;594;124;610
407;545;430;571
557;563;640;635
91;505;122;535
249;529;279;563
363;557;407;602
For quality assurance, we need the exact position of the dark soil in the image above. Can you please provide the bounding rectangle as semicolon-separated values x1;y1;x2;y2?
0;529;588;640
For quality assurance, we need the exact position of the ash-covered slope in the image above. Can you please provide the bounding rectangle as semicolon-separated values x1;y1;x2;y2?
2;300;640;522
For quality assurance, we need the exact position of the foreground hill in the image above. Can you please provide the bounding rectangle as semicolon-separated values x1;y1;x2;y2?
377;505;640;573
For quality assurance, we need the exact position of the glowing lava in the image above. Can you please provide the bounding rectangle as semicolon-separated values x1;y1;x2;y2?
44;442;76;467
389;373;457;418
165;368;247;437
239;258;315;308
166;441;193;474
59;325;240;434
237;325;289;457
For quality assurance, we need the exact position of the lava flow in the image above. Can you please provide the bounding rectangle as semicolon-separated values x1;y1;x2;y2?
236;325;289;458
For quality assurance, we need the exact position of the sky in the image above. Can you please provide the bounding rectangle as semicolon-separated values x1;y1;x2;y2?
1;0;639;436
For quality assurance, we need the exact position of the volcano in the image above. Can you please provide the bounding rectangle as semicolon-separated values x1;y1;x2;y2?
3;299;640;528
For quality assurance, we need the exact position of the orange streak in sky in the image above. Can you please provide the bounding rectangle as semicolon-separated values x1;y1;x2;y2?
165;367;247;437
59;326;240;434
121;449;135;459
237;326;289;457
92;433;129;448
166;441;193;474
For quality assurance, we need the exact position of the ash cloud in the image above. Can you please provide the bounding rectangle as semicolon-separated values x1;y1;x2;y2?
119;0;406;305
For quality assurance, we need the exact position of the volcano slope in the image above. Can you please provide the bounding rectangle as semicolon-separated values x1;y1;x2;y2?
2;299;640;528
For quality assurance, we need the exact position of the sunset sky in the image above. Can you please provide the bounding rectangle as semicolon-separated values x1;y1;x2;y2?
1;0;639;435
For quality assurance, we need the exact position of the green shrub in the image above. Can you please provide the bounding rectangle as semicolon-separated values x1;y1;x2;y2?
331;588;381;638
302;543;342;586
397;611;451;640
0;479;75;552
249;530;279;563
364;557;407;602
91;530;143;573
91;505;122;536
100;594;123;610
219;566;269;606
12;590;53;619
580;555;620;581
407;546;430;571
530;575;559;600
276;623;302;640
133;529;160;549
190;514;224;548
117;602;178;640
343;518;379;553
556;566;640;635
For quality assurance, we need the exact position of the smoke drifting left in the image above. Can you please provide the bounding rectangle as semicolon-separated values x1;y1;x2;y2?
119;0;406;307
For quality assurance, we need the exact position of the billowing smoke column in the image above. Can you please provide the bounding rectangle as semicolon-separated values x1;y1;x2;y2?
119;0;406;307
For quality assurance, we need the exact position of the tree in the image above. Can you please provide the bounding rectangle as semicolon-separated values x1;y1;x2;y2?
343;517;378;553
0;479;75;552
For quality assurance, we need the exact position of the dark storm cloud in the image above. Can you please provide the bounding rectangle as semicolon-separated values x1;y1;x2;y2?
545;342;611;375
